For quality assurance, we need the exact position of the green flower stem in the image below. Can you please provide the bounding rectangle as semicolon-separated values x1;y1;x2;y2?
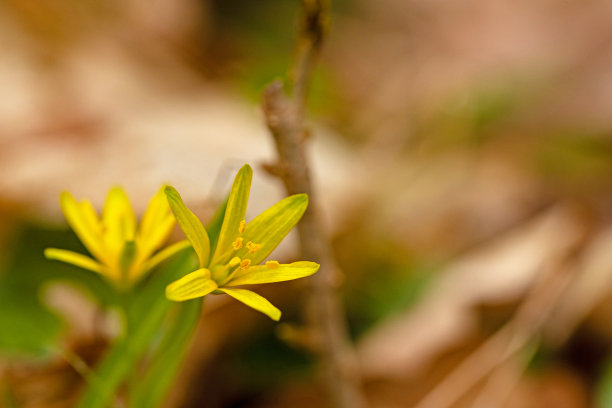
77;248;195;408
129;298;202;407
77;294;170;408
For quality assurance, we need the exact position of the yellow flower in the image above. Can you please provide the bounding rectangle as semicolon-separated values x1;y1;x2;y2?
164;164;319;321
44;187;190;288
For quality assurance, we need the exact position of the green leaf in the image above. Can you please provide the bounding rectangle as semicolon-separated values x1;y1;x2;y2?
123;208;232;406
129;298;201;408
76;247;194;408
164;186;210;267
0;290;62;356
0;224;116;357
210;164;252;265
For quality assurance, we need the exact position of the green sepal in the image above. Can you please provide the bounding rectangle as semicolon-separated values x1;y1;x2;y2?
119;240;137;286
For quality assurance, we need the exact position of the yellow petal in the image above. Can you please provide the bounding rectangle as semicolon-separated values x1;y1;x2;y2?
210;164;252;265
139;186;172;241
164;186;210;267
165;268;217;301
135;240;191;281
217;288;281;321
235;194;308;265
102;188;137;254
59;192;107;263
44;248;104;274
136;215;175;263
225;261;319;287
79;200;101;233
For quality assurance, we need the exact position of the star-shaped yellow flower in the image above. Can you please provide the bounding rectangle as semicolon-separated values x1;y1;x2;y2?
44;187;189;288
164;164;319;321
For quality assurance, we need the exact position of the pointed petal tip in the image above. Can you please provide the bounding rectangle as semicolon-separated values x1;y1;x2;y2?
59;190;75;205
164;185;184;204
239;163;253;174
108;185;124;193
266;306;281;321
219;288;282;321
165;268;216;302
164;185;177;196
43;248;54;259
235;163;253;186
165;286;181;302
289;193;309;207
106;186;130;202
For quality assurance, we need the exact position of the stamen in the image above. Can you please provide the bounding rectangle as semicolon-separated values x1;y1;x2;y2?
232;237;244;250
240;259;251;270
238;220;246;234
265;260;280;269
246;241;261;254
229;257;241;267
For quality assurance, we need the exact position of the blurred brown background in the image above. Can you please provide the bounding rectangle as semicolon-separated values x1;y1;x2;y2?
3;0;612;407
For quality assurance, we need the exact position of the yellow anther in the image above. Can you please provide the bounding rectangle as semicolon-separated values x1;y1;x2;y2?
240;259;251;270
266;260;280;269
232;237;244;250
246;241;261;254
229;257;241;267
238;220;246;234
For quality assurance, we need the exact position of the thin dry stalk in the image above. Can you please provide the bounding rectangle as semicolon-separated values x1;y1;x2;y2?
414;253;577;408
261;1;366;407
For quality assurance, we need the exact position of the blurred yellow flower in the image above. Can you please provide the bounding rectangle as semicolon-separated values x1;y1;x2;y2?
164;164;319;321
45;187;189;288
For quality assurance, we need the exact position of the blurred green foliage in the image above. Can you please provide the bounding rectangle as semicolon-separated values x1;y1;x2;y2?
424;79;532;148
533;131;612;192
77;248;199;408
210;0;342;118
0;223;115;357
0;196;227;406
231;329;313;390
345;261;434;339
597;356;612;407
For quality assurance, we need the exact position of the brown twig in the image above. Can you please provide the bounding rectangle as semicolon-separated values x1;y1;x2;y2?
261;1;367;407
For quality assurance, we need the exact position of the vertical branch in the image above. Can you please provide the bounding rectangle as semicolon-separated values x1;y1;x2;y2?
262;1;367;407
